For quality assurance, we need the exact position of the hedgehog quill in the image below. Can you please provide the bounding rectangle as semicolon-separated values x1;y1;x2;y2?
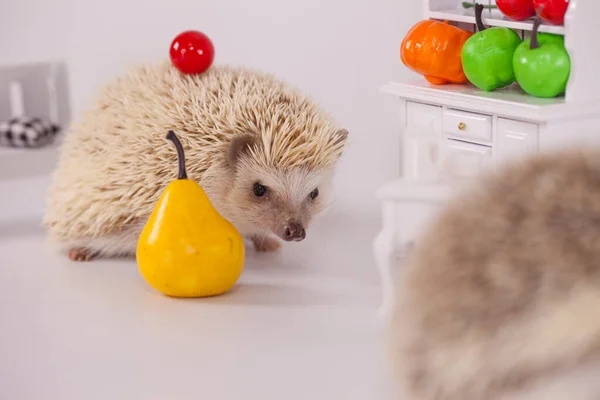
43;61;349;261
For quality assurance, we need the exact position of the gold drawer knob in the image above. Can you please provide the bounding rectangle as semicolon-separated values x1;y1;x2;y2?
458;122;466;131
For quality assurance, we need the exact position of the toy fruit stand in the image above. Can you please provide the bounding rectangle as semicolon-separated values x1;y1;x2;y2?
373;0;600;318
385;0;600;181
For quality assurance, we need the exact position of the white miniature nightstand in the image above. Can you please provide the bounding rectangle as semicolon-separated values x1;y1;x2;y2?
373;178;457;317
374;0;600;318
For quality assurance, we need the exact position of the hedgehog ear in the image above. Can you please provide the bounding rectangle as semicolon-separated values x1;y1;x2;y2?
227;133;258;169
333;129;349;146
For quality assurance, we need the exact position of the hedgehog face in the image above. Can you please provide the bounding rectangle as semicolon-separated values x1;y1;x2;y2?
217;133;339;241
233;165;334;241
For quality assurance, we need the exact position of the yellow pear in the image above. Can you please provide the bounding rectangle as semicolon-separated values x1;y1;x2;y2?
136;130;245;298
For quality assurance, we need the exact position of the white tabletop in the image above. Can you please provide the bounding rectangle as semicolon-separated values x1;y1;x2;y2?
0;209;396;400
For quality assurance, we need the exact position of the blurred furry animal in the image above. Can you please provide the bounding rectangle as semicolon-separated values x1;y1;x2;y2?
43;61;348;261
388;147;600;400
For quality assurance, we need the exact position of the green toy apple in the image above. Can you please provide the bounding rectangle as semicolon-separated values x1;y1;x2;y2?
513;16;571;98
461;3;522;91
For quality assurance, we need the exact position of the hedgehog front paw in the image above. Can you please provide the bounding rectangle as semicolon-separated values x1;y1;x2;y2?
251;235;281;252
67;247;96;262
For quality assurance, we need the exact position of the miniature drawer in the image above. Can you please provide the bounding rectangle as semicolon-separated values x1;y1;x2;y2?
444;138;493;178
496;118;539;166
407;102;443;130
443;108;492;143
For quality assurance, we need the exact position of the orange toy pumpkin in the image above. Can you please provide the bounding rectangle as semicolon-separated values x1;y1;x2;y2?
401;20;473;85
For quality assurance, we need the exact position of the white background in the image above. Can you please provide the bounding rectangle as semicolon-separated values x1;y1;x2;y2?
0;0;419;214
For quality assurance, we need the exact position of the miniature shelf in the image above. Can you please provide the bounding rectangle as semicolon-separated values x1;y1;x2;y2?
0;61;70;181
380;79;600;123
427;8;565;34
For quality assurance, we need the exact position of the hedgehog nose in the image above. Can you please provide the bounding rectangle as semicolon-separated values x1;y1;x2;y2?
283;222;306;242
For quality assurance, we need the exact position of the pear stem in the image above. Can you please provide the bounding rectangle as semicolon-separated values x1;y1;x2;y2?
166;130;188;180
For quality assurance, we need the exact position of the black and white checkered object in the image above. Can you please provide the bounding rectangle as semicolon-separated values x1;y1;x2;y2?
0;116;60;148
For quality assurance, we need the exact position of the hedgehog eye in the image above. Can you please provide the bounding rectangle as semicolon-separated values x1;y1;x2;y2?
253;182;267;197
309;188;319;200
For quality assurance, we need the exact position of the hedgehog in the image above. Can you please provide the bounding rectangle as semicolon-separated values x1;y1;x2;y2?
43;60;349;261
388;147;600;400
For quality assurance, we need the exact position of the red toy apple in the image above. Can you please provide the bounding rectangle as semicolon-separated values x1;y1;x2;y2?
495;0;536;21
169;30;215;75
532;0;569;25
